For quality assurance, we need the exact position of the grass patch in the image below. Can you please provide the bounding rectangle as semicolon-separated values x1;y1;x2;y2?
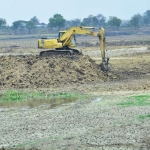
0;90;88;107
139;114;150;119
0;90;45;103
118;95;150;107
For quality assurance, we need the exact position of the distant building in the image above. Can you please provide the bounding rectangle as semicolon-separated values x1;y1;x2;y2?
36;23;47;28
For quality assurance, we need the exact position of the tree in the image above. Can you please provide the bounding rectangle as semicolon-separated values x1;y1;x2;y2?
107;16;122;28
25;16;39;34
143;10;150;25
65;19;81;28
96;14;106;26
26;21;36;34
80;22;86;26
48;14;66;30
12;20;27;34
130;14;142;28
30;16;39;25
82;14;106;27
82;15;96;26
0;18;6;29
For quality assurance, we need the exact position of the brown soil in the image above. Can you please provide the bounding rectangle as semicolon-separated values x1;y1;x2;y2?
0;55;108;89
0;51;150;90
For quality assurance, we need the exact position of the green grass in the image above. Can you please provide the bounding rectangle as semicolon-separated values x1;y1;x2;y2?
0;90;88;106
118;95;150;107
0;90;44;103
139;114;150;119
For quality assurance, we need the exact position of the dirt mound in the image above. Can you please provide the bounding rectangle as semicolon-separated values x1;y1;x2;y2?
0;55;108;88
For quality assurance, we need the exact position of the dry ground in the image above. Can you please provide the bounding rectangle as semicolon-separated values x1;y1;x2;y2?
0;35;150;150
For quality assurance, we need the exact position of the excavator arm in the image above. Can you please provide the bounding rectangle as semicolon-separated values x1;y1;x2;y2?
98;28;109;71
60;26;109;71
59;27;97;46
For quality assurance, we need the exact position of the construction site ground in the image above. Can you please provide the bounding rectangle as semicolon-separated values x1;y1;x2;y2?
0;35;150;150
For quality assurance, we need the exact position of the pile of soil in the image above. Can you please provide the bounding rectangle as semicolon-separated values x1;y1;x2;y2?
0;55;108;88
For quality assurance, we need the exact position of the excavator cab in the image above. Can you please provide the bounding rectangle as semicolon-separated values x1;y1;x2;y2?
58;31;76;47
58;31;66;39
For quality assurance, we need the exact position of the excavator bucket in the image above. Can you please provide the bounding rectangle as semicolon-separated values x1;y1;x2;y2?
100;58;109;71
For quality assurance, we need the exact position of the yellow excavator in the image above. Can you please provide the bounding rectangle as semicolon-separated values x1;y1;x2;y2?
38;26;109;71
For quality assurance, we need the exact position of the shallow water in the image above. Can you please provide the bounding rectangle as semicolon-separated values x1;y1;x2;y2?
0;97;79;109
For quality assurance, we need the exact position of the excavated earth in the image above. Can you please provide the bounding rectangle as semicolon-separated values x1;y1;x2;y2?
0;55;109;89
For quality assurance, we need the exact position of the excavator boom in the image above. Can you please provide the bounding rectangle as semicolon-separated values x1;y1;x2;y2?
60;26;97;42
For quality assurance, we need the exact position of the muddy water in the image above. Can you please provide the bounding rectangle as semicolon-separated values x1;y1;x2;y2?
0;97;79;109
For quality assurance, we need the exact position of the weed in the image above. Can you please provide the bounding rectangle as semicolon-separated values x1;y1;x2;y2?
138;114;150;119
118;95;150;107
0;90;44;103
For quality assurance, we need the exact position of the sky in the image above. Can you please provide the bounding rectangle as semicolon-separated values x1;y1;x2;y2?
0;0;150;25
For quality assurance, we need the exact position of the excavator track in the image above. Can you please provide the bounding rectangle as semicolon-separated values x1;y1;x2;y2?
39;49;82;57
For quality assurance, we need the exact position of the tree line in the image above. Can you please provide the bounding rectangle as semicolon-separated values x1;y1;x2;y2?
0;9;150;34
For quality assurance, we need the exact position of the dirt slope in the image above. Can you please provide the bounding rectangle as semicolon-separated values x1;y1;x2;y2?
0;55;108;88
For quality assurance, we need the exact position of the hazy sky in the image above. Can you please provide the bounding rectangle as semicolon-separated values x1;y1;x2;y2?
1;0;150;25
